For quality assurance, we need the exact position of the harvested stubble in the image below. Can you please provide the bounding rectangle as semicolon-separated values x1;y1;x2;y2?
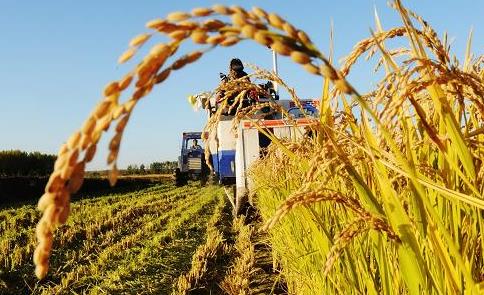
2;184;225;294
32;1;484;295
220;217;255;295
173;189;229;294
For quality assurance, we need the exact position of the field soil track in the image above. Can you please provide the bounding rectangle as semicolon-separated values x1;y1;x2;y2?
0;182;225;294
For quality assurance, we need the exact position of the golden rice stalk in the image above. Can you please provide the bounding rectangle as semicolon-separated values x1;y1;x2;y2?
267;13;284;30
129;33;151;47
290;51;311;65
334;79;353;94
220;36;240;47
206;34;226;45
172;56;189;70
112;104;126;120
97;116;111;132
303;63;320;75
155;68;172;84
230;5;248;16
262;190;362;231
84;144;96;162
105;92;119;103
118;73;133;91
319;64;339;80
151;22;178;34
132;83;154;100
108;164;119;186
34;226;51;279
91;129;102;145
80;133;92;150
60;163;73;181
149;43;171;59
191;30;209;44
169;30;190;41
44;173;63;194
103;81;120;97
68;161;85;193
203;19;226;30
81;117;96;136
178;20;199;30
58;202;70;224
186;51;203;63
124;99;137;113
212;4;233;15
58;144;68;156
115;117;129;134
254;31;272;46
109;131;122;151
221;26;241;36
66;149;79;168
241;24;257;38
322;218;368;276
251;7;268;19
230;13;246;27
107;149;118;166
66;132;81;150
282;22;298;38
167;11;191;22
297;30;312;46
118;48;136;64
37;192;56;211
191;7;213;17
271;40;292;56
93;101;112;119
53;155;66;171
145;18;166;29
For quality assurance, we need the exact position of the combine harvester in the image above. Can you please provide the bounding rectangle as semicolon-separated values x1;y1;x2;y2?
232;102;318;214
203;71;319;214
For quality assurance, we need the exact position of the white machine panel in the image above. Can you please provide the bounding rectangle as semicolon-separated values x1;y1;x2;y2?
235;118;316;200
217;120;236;151
273;127;291;140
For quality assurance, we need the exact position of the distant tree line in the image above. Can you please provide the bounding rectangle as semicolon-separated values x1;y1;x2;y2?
0;150;56;177
125;161;177;175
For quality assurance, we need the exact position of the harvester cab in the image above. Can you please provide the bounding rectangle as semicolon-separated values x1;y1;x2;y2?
175;132;208;186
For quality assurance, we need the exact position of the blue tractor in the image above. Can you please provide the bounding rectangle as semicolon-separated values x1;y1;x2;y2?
175;132;209;186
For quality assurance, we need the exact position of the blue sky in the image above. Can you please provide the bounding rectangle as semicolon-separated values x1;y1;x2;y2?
0;1;482;170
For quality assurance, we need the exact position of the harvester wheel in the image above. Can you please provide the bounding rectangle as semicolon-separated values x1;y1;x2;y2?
200;157;209;186
234;189;249;216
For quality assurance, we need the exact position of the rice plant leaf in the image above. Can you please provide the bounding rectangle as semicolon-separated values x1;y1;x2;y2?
360;111;428;293
378;158;484;209
323;125;384;215
320;20;334;127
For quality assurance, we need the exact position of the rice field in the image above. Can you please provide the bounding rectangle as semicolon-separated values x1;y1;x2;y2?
9;0;483;294
0;183;226;294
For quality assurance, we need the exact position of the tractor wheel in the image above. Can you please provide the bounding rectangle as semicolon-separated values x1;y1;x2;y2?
200;174;207;186
208;173;219;185
175;169;186;187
